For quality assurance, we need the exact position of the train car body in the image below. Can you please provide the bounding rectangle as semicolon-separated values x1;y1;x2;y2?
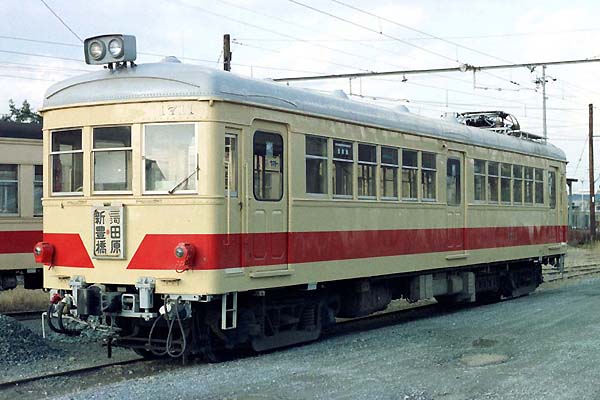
39;57;567;357
0;122;43;290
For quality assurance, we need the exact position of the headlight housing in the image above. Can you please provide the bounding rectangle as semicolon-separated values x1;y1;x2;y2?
84;34;136;66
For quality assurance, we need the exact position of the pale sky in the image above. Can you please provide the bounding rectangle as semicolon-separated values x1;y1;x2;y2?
2;0;600;192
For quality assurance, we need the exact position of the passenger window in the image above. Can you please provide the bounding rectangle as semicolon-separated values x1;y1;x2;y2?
534;168;544;204
51;129;83;194
381;147;398;199
253;131;283;201
305;136;327;195
488;162;499;202
402;150;418;200
358;144;376;198
34;165;43;216
524;167;534;204
422;152;436;200
474;159;486;201
144;124;196;193
333;140;353;197
513;165;523;204
447;159;461;206
0;164;18;214
93;126;132;192
501;164;511;203
549;170;556;209
225;135;238;197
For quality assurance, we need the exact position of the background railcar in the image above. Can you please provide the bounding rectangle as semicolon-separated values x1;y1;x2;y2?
0;121;43;290
38;35;567;358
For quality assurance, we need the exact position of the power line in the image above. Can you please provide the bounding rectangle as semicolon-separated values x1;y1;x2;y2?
329;0;513;65
39;0;83;43
274;57;600;82
287;0;460;64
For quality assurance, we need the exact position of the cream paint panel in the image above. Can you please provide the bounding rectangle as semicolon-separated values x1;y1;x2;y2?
41;99;566;294
42;101;212;130
0;253;38;270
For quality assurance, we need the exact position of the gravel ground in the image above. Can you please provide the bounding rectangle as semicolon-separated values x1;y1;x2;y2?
0;315;62;366
2;246;600;399
39;276;600;400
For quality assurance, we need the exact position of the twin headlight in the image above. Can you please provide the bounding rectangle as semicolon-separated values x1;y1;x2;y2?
84;34;136;65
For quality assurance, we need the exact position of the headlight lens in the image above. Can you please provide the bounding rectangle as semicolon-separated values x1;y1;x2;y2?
175;247;185;258
89;41;105;60
108;38;124;57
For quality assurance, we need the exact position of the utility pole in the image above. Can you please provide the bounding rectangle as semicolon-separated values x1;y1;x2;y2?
223;34;232;72
589;103;595;241
542;65;547;142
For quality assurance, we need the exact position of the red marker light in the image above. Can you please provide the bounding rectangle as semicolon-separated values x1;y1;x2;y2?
33;242;54;265
174;242;195;271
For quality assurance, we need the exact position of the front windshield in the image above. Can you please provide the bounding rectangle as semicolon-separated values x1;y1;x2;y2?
144;123;197;192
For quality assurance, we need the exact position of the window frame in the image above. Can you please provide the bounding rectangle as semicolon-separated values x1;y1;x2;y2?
401;149;418;201
549;170;557;209
332;139;354;199
513;165;523;205
50;128;84;196
0;164;18;216
142;122;198;195
33;165;43;217
487;161;499;203
305;135;328;196
92;125;133;195
473;159;486;202
524;166;534;204
446;158;461;206
380;146;399;200
253;130;284;202
225;133;239;198
500;163;512;204
357;143;377;199
421;152;437;201
534;168;544;205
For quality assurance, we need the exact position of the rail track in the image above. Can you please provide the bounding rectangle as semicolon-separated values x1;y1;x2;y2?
0;357;147;392
543;263;600;282
3;310;46;321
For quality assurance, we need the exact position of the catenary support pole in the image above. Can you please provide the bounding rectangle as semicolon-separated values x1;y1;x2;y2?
589;103;595;241
223;34;232;72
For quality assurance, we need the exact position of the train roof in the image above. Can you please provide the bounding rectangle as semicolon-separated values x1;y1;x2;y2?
43;62;566;161
0;121;42;140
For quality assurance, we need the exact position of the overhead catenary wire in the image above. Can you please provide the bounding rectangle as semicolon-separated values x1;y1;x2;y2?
39;0;83;43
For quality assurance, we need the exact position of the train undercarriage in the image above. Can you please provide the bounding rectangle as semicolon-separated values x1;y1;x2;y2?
47;256;562;361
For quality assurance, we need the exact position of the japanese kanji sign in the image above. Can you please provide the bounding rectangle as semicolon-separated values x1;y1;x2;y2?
92;205;124;259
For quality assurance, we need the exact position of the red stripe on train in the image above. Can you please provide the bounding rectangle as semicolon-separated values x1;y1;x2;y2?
124;225;567;270
43;233;94;268
0;230;42;254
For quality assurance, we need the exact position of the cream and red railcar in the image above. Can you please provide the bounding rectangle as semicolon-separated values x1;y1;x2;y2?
37;35;566;357
0;121;43;290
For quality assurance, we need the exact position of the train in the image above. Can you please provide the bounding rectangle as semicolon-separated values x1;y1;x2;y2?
0;121;43;291
37;34;567;359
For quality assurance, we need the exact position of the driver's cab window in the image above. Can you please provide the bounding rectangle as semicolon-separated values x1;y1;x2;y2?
51;129;83;195
253;131;283;201
144;123;197;193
